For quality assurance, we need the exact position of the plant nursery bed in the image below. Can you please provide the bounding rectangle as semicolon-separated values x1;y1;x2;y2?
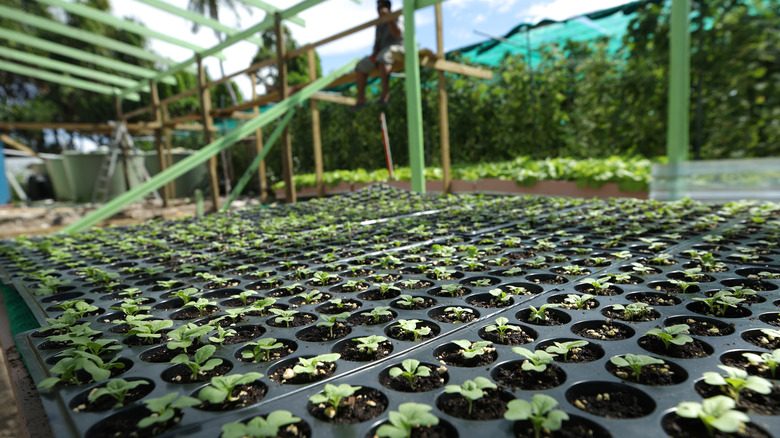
0;184;779;438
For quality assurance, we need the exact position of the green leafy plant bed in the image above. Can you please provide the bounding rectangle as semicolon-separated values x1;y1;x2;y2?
272;156;652;198
2;184;780;438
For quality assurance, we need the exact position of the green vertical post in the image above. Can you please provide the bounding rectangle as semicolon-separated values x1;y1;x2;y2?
666;0;690;200
404;0;425;193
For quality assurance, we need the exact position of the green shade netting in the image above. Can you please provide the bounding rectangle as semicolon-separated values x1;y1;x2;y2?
1;283;40;338
452;0;662;66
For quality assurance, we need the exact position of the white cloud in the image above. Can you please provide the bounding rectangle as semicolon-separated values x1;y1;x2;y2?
473;13;487;25
516;0;630;23
449;0;524;15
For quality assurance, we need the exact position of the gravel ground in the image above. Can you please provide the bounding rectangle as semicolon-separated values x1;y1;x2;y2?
0;348;19;437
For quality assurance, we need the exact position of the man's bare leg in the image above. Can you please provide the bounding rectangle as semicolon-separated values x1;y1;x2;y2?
379;63;393;102
356;69;368;105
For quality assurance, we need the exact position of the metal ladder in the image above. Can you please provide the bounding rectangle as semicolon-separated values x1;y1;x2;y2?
91;122;161;204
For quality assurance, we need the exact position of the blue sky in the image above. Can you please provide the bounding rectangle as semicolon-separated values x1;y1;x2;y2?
107;0;631;98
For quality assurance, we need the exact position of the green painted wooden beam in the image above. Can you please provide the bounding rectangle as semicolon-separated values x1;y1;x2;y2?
0;5;176;67
666;0;690;200
120;0;332;97
64;57;358;233
221;109;295;211
0;46;148;91
415;0;447;8
0;27;176;85
404;0;425;193
0;60;140;101
236;0;306;27
35;0;226;61
134;0;265;46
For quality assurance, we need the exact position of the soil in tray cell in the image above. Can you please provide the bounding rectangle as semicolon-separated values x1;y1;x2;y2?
512;414;612;438
70;378;155;412
536;339;605;363
626;292;682;306
162;360;233;384
433;341;497;367
566;381;655;419
478;323;537;346
719;350;780;381
295;323;351;342
605;356;688;386
516;308;572;326
366;418;459;438
491;361;566;390
193;380;268;411
571;320;635;341
694;379;780;415
378;361;448;392
268;357;337;384
428;306;480;324
235;338;297;363
661;412;772;438
227;414;312;438
664;315;735;336
348;309;396;325
333;337;393;362
307;387;388;424
637;335;713;358
435;388;514;420
85;404;186;438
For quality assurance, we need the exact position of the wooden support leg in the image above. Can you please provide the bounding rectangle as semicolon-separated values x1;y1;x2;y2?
308;49;324;198
250;69;268;203
150;79;170;207
197;54;220;211
275;12;296;203
435;3;451;194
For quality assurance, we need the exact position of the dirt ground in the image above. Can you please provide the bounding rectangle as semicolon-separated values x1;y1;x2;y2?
0;348;18;437
0;196;261;239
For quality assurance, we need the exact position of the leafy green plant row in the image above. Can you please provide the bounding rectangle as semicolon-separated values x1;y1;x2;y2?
272;155;654;193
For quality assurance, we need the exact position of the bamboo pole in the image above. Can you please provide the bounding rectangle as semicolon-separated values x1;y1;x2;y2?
275;12;296;203
162;105;176;199
666;0;690;200
150;80;170;206
308;48;324;198
197;54;220;211
404;0;425;193
435;3;451;194
250;74;268;203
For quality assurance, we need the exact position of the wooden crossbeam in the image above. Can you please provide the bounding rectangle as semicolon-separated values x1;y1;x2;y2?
311;93;357;106
0;134;37;157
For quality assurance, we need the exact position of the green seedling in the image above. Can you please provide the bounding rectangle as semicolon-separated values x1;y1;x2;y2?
63;336;121;357
291;353;340;378
488;288;512;304
248;297;277;314
439;284;461;297
166;323;213;352
612;302;652;320
208;325;237;345
484;317;522;343
198;372;263;404
88;378;149;408
38;350;125;389
669;279;699;294
221;410;301;438
231;290;258;306
742;349;780;378
110;298;150;317
400;279;421;289
185;298;217;317
527;304;561;322
504;394;569;438
126;319;174;344
544;340;588;361
374;282;401;297
368;306;392;323
389;359;431;390
376;402;439;438
702;365;773;404
512;347;557;372
155;280;181;290
352;335;388;354
327;298;349;309
725;286;756;300
563;293;595;310
269;309;299;327
630;263;655;275
609;354;664;382
317;312;350;338
118;288;143;298
53;300;99;319
444;307;473;322
173;287;202;305
170;345;223;380
693;291;745;316
311;271;335;285
430;267;455;280
309;383;361;418
137;393;200;429
242;338;284;362
578;278;614;293
394;319;432;342
676;396;750;436
645;324;693;350
452;340;492;359
445;377;496;415
504;267;524;276
34;276;71;296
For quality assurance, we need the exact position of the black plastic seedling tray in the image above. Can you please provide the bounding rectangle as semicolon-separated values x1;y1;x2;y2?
2;185;779;438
